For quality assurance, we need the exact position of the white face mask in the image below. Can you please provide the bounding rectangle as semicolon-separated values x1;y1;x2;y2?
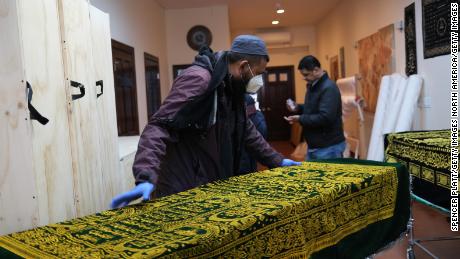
246;75;264;93
246;64;264;93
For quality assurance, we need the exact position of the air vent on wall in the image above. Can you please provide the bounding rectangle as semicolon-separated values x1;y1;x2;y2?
255;31;292;46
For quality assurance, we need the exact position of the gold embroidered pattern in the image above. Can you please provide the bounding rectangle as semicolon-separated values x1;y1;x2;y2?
385;130;450;190
385;130;450;209
421;167;435;183
437;172;450;188
409;162;421;178
385;130;450;170
0;162;400;258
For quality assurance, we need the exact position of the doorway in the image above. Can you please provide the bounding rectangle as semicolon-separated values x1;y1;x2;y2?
144;53;161;119
112;39;139;136
259;66;296;141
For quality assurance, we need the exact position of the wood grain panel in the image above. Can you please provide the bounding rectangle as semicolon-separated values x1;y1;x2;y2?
89;6;121;204
58;0;103;216
19;0;76;226
0;0;39;235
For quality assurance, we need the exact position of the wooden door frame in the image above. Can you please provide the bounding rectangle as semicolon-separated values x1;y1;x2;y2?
111;39;139;135
261;65;296;141
264;65;296;100
144;52;161;120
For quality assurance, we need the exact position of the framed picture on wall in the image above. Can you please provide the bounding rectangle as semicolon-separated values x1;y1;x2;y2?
405;3;417;75
329;55;339;82
339;47;345;78
172;64;192;80
422;0;451;59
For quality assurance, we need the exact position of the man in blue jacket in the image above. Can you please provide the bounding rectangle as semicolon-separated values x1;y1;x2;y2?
285;55;345;160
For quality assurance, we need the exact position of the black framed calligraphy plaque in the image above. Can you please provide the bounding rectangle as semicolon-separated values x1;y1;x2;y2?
422;0;451;59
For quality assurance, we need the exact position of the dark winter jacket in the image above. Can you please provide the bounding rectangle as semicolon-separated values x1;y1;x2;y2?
133;50;283;197
298;73;345;148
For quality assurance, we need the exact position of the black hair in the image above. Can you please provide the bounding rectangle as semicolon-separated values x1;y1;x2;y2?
298;55;321;71
227;51;269;66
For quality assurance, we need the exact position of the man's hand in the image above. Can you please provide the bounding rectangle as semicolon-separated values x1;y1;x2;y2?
284;115;300;125
281;159;302;167
110;182;155;209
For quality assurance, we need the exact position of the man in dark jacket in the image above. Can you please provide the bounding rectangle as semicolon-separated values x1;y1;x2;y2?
285;55;345;160
110;35;300;208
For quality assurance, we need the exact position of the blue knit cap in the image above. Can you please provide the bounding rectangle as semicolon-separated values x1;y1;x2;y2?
230;35;269;60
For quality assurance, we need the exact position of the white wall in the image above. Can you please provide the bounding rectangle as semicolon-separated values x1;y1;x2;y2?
165;5;231;82
232;25;317;104
316;0;450;130
90;0;169;131
90;0;451;142
315;0;450;156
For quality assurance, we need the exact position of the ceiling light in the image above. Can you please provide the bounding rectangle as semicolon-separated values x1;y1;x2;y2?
276;3;284;14
272;20;279;25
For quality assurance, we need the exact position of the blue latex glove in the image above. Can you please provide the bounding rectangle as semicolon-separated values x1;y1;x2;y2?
281;159;302;167
110;182;155;209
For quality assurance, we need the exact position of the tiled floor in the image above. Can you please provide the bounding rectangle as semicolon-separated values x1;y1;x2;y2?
267;141;460;259
375;201;460;259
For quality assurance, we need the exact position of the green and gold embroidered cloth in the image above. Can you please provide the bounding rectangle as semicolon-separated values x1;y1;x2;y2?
0;160;409;258
385;130;450;209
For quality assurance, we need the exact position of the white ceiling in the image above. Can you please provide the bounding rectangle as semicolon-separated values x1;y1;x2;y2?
156;0;342;30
